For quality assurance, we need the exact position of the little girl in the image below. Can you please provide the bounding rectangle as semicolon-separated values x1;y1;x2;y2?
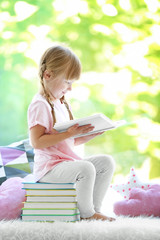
28;44;115;221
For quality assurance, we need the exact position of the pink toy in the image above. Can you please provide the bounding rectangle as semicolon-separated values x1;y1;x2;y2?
114;184;160;217
111;167;151;199
0;177;26;220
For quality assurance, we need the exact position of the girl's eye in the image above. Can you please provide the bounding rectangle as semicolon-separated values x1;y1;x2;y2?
65;80;71;85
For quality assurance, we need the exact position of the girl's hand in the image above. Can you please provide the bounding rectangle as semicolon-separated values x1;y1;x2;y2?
67;124;95;137
51;128;59;134
74;131;105;145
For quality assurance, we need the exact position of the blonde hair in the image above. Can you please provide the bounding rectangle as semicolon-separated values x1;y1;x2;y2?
38;45;81;126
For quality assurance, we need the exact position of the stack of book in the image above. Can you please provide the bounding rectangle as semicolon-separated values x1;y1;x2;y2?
21;182;80;222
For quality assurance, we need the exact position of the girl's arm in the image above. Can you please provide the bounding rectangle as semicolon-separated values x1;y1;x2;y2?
30;124;94;149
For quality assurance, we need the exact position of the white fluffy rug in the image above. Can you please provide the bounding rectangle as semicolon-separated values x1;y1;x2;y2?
0;217;160;240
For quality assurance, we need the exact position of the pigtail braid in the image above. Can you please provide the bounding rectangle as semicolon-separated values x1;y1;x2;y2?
39;61;56;125
61;96;74;120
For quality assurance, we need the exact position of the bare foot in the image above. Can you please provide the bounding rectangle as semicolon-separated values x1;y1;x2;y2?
81;212;116;221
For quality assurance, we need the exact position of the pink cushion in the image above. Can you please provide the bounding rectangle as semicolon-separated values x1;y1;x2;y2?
114;184;160;217
0;177;26;220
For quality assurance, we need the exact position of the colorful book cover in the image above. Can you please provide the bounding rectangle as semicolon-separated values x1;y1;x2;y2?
25;196;77;202
23;182;75;189
23;202;77;208
22;208;80;215
21;213;80;222
25;189;76;196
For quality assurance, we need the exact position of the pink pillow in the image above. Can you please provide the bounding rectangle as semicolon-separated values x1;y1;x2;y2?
114;184;160;217
0;177;26;220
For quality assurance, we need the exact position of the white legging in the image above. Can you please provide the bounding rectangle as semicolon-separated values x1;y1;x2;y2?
39;154;115;218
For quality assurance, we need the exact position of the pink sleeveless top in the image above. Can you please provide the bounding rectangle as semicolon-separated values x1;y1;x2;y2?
27;93;81;181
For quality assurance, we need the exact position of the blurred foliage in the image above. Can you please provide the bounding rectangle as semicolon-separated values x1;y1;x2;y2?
0;0;160;179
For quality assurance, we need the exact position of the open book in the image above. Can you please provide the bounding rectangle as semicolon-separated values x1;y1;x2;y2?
54;113;126;138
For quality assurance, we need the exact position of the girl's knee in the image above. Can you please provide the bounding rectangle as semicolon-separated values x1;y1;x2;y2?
78;161;96;178
99;154;115;172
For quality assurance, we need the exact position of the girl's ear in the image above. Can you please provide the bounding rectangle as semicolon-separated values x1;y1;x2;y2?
43;70;52;80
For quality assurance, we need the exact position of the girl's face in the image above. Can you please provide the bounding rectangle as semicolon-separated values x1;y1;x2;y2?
45;72;75;100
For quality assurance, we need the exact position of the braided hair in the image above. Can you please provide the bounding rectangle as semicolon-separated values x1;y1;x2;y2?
38;45;81;126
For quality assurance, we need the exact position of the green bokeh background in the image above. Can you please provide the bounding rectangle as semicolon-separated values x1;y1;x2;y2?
0;0;160;179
